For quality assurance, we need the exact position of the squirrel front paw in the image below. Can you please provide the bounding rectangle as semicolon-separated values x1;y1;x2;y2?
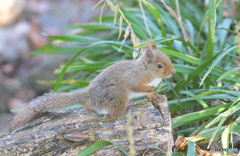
147;86;156;92
147;93;165;102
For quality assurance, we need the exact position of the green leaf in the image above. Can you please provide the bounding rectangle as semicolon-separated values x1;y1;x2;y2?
187;141;198;156
53;47;87;93
196;0;224;54
192;126;226;141
199;46;237;86
77;140;129;156
206;0;216;60
205;97;240;128
172;102;232;125
217;66;240;81
77;140;113;156
193;90;224;99
181;90;209;108
222;124;232;156
50;35;101;43
143;0;166;37
174;50;221;93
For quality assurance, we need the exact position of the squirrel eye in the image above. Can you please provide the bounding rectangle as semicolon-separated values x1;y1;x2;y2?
157;63;163;68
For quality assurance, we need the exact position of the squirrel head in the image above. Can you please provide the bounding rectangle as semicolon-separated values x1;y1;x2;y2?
142;41;175;78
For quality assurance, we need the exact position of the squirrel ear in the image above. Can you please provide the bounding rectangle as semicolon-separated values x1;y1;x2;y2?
146;40;158;51
145;48;153;59
145;48;153;66
144;48;153;66
151;42;158;50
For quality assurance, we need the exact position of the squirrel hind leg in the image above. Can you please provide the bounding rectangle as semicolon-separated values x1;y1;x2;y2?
107;96;128;119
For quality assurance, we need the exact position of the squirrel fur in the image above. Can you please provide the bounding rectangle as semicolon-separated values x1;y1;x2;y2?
10;41;175;132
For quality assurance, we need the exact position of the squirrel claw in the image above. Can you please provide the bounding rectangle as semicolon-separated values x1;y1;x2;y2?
148;94;166;104
148;94;160;102
148;94;165;121
157;94;166;102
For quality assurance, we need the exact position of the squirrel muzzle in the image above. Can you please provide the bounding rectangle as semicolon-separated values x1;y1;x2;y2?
171;70;176;75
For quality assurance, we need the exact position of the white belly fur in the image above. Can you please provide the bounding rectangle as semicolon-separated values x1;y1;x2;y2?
149;78;162;87
128;78;162;99
95;109;109;115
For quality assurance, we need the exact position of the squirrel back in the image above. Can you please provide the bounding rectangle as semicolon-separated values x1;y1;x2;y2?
10;41;175;132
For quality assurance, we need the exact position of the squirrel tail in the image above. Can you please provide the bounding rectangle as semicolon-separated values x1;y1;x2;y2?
10;90;88;132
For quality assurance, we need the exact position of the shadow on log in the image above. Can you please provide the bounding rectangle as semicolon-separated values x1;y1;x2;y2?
0;95;172;156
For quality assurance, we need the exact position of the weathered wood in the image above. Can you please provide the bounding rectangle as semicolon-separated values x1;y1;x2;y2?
0;95;172;156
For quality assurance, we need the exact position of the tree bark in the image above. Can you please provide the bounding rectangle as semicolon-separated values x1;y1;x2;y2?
0;95;172;156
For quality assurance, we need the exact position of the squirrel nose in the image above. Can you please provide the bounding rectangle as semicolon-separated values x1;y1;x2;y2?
171;70;176;75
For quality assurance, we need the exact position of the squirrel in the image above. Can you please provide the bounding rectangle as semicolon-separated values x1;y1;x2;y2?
10;41;175;132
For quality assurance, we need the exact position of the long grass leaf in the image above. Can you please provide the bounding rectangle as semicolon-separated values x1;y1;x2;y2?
217;66;240;81
187;141;197;156
199;46;237;86
222;124;232;156
172;103;231;124
196;0;224;54
143;0;166;37
206;0;216;60
77;140;129;156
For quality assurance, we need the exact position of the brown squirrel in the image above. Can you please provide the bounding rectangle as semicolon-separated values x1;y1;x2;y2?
10;41;175;132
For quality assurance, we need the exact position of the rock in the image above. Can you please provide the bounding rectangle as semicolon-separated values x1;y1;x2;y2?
0;22;30;64
0;113;9;136
0;0;26;26
26;55;63;94
0;73;10;113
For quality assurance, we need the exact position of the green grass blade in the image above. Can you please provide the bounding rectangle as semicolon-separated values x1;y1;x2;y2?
114;144;130;156
174;51;221;93
50;35;101;43
207;116;226;149
53;47;87;93
205;97;240;128
196;0;223;54
172;103;232;124
193;90;224;99
199;46;237;86
206;99;240;149
143;0;166;37
181;90;209;108
77;140;113;156
159;48;202;65
77;140;129;156
206;0;216;60
222;123;232;156
217;66;240;81
187;141;197;156
193;126;226;142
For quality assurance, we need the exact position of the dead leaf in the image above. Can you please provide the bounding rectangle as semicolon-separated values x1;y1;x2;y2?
118;23;130;52
113;4;118;26
99;0;107;24
117;15;123;40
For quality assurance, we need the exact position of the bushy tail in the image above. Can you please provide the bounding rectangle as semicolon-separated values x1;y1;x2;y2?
10;90;88;132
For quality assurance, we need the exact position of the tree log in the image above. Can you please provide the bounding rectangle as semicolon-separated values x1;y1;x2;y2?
0;95;172;156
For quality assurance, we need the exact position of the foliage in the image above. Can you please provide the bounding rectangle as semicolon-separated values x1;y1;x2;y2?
77;140;129;156
33;0;240;155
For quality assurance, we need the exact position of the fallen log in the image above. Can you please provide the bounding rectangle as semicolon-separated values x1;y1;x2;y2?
0;95;172;156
